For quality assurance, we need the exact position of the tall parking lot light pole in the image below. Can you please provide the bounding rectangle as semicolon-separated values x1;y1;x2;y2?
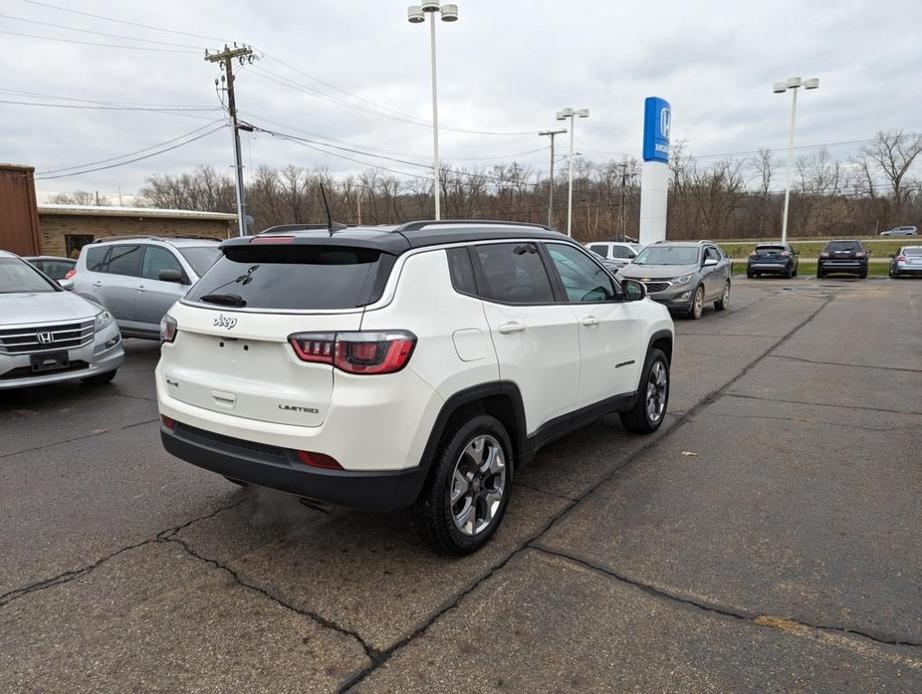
556;107;589;237
774;76;819;244
539;128;566;228
408;2;458;221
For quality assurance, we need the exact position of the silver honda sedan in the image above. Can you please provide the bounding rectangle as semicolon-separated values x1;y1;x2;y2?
0;250;124;390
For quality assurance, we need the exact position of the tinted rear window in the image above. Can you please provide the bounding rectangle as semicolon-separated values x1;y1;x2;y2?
755;245;786;254
186;245;395;310
825;241;861;251
588;245;609;258
903;248;922;256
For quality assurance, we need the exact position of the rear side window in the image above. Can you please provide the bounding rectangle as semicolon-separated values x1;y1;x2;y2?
105;245;143;277
610;246;634;259
84;246;107;272
446;248;477;295
469;242;555;304
186;244;395;310
588;244;609;258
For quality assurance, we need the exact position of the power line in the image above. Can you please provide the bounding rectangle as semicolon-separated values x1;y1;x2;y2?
0;98;218;113
35;125;226;180
0;87;215;110
14;0;230;43
0;12;205;49
36;120;227;175
0;28;199;53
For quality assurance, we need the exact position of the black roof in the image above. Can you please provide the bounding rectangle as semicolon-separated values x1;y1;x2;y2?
222;220;573;254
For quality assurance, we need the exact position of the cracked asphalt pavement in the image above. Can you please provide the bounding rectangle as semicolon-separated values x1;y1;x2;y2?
2;277;920;693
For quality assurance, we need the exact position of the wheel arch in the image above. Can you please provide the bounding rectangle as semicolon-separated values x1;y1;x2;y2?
646;328;674;365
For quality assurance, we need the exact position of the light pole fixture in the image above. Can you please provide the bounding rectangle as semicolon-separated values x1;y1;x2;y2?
539;128;566;228
408;2;458;221
556;107;589;237
773;76;819;244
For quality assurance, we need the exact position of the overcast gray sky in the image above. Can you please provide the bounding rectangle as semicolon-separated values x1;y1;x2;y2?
2;0;919;201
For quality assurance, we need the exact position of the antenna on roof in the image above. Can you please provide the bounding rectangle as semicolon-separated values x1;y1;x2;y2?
318;181;336;236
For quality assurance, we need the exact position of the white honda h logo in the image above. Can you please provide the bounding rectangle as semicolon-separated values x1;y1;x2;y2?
660;108;671;139
37;331;54;345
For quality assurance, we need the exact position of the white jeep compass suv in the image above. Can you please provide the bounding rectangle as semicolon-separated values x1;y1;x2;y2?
156;221;674;554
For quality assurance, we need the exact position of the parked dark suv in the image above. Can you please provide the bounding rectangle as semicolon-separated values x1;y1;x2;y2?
817;240;869;278
746;242;799;278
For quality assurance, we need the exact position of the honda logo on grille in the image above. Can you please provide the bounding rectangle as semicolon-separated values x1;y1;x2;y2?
37;331;55;345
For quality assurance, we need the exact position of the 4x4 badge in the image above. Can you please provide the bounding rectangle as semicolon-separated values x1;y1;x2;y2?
213;314;237;330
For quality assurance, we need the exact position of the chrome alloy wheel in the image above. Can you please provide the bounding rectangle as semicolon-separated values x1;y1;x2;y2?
450;434;507;536
692;286;704;318
646;360;669;424
721;282;730;307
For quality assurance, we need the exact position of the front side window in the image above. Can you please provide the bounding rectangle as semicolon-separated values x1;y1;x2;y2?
104;245;143;277
0;257;58;293
141;246;184;281
610;246;635;259
469;243;555;304
546;244;617;303
705;247;721;262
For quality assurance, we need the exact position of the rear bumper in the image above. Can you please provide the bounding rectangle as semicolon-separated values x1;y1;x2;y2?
748;261;792;274
818;259;867;274
161;420;429;512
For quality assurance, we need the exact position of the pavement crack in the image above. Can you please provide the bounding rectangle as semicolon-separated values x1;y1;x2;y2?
700;411;908;432
161;534;382;667
724;392;922;417
766;353;922;374
0;417;160;459
0;498;245;608
530;544;922;650
512;480;577;501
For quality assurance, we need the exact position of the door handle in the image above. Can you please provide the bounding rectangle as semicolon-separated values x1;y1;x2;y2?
497;321;527;335
581;316;600;327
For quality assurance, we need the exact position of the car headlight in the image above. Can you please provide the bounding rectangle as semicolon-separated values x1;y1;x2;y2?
95;309;114;332
671;274;693;285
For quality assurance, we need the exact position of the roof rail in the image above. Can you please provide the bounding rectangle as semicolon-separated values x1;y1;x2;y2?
91;235;221;244
395;219;552;232
258;223;348;234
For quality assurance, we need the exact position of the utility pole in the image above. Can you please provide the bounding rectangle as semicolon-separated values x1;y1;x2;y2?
356;186;363;225
206;44;257;236
538;129;566;228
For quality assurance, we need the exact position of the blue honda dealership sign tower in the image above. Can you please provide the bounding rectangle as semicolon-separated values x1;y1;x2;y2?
639;96;671;245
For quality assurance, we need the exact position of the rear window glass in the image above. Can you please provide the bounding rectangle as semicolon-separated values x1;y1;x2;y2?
755;245;786;254
588;245;609;258
903;248;922;256
610;246;634;259
186;245;395;310
825;241;861;251
84;246;107;272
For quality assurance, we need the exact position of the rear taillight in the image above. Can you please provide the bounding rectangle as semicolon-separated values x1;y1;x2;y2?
819;251;830;258
64;269;76;280
780;250;791;257
289;331;417;375
160;315;177;343
896;255;907;262
161;415;176;430
749;251;757;257
295;450;342;470
856;251;866;258
250;235;295;244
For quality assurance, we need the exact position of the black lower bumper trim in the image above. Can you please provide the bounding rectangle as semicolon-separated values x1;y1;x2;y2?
161;422;429;512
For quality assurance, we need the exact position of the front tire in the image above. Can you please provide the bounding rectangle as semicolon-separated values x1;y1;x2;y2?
620;349;670;434
714;281;730;311
415;414;512;555
686;285;704;319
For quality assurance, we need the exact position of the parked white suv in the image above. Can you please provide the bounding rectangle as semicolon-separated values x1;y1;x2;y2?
156;221;674;554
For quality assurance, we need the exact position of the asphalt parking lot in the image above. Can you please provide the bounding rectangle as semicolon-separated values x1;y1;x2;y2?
2;277;921;693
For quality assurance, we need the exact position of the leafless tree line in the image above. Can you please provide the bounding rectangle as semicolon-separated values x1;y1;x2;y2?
59;129;921;241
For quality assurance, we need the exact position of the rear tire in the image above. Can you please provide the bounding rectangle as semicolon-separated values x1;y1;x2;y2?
859;269;868;279
746;270;754;279
714;281;730;311
415;414;512;555
620;349;670;434
817;270;826;279
784;266;793;279
82;369;116;385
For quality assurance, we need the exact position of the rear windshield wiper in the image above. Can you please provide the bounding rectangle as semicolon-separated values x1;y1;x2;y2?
199;292;247;307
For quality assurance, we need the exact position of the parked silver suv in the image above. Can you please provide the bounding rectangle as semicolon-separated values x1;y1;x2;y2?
0;251;123;389
73;236;221;339
617;241;732;319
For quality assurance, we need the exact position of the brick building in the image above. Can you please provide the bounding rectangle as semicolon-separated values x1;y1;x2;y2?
38;204;237;258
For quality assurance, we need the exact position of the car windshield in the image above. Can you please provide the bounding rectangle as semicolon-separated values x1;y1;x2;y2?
0;257;58;294
903;248;922;256
825;241;861;251
633;246;699;265
178;246;221;277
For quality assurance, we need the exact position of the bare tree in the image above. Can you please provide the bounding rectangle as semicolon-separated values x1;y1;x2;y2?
861;130;922;212
47;190;109;206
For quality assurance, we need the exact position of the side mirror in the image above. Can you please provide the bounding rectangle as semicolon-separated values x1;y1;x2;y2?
159;269;185;284
703;258;719;267
622;279;646;302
